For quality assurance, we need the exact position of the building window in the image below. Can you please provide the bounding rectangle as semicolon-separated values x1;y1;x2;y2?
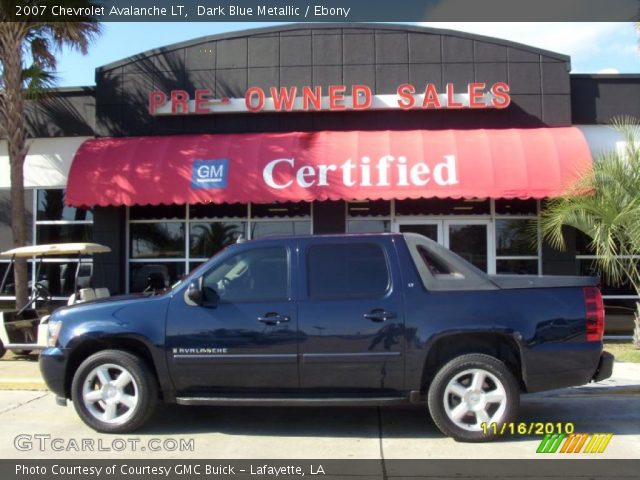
127;202;311;293
0;190;34;301
396;198;490;216
37;189;93;222
128;205;190;293
0;189;34;251
1;189;94;301
393;198;540;275
575;230;640;300
129;262;185;293
189;203;248;260
0;189;93;302
347;200;391;233
494;199;538;216
189;222;246;259
494;200;540;275
35;189;94;300
250;202;311;239
494;218;539;274
35;189;93;244
130;222;185;258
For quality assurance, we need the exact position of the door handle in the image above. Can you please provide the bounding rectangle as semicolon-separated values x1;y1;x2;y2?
363;309;397;322
257;313;290;325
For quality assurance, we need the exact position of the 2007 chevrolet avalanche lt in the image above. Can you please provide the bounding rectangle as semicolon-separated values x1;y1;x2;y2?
40;233;613;442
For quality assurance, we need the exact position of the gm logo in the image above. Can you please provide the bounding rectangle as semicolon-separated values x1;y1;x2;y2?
192;159;228;189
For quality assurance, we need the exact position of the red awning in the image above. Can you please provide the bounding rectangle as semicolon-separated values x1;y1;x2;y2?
66;128;592;207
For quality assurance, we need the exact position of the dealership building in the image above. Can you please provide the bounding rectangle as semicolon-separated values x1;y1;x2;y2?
0;24;638;333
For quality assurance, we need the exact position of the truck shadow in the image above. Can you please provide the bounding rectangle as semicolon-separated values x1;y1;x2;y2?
142;404;443;439
137;394;640;441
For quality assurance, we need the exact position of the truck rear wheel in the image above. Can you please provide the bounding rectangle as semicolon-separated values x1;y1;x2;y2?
427;353;519;442
71;350;158;433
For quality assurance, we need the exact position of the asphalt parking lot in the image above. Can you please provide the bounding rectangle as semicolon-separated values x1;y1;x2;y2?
0;356;639;460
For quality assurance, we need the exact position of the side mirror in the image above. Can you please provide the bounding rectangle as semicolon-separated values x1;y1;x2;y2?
202;286;220;307
185;279;203;306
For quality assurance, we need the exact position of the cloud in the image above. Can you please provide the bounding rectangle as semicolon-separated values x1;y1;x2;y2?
597;68;620;74
419;22;639;73
420;22;622;56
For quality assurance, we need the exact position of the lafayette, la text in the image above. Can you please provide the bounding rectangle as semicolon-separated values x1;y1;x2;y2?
197;5;351;17
16;463;326;477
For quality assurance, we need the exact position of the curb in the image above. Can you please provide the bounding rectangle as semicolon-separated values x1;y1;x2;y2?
558;386;640;397
0;380;47;391
533;385;640;398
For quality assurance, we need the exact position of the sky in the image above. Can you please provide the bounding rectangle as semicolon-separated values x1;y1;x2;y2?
53;22;640;87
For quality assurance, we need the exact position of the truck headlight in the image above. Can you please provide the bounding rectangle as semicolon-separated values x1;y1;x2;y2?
48;321;62;347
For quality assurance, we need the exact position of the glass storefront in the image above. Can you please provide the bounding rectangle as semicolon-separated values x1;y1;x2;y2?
48;194;640;334
1;188;94;302
127;202;311;292
347;200;391;234
0;191;593;295
2;189;634;335
394;199;539;275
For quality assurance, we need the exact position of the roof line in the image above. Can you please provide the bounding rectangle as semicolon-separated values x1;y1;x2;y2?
571;73;640;79
97;22;570;72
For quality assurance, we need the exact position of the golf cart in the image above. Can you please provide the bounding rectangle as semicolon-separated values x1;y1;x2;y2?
0;242;111;359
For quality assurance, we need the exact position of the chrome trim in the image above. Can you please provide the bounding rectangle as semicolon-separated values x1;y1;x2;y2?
172;353;298;364
5;343;45;350
176;396;409;407
302;351;401;364
173;354;297;359
303;352;401;358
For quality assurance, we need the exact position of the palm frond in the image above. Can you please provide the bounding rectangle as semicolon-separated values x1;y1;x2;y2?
540;117;640;295
21;65;57;99
38;0;103;53
29;35;56;70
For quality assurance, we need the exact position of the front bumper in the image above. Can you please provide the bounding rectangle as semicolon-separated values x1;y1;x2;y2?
38;347;69;398
592;351;614;382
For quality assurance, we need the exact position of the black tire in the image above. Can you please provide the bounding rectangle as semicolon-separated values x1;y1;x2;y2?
427;353;519;442
0;340;5;359
71;350;158;433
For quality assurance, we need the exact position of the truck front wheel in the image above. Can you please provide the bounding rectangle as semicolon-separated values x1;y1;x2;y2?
427;353;519;442
71;350;158;433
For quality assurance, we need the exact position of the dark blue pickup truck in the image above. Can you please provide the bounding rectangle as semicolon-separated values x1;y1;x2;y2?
39;233;613;442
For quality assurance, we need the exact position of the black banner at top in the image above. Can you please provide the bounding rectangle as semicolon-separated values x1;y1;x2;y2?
7;0;640;22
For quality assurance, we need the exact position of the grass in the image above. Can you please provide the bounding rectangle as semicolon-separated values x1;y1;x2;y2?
604;341;640;363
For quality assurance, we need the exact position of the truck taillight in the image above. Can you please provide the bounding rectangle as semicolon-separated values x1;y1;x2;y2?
584;286;605;342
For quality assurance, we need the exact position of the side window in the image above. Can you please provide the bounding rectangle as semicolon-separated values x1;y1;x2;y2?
307;243;390;299
203;247;288;303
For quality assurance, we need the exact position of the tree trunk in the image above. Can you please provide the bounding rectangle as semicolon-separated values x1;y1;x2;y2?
0;23;30;310
634;302;640;349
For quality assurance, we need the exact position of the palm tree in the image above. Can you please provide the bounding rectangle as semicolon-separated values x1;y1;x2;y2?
0;1;101;308
190;223;242;258
540;118;640;347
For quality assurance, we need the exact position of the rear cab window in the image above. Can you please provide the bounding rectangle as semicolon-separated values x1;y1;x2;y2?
403;233;497;292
